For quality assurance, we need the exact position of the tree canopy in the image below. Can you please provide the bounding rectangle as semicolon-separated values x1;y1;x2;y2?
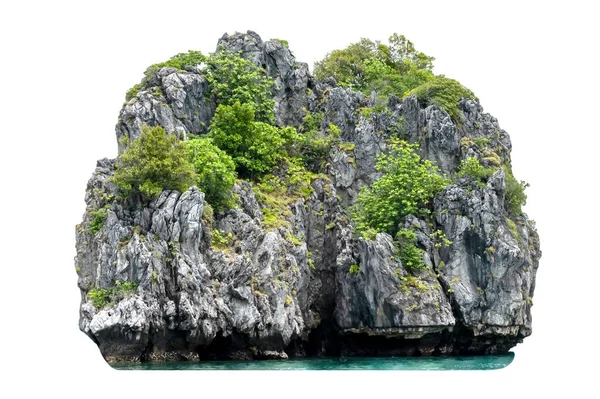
111;125;195;200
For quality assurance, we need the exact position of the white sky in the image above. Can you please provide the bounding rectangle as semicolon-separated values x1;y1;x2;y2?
1;0;598;397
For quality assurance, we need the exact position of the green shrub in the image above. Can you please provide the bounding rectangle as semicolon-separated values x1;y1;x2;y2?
314;34;434;94
186;137;237;211
395;228;426;270
298;123;340;172
204;50;275;123
349;264;360;274
211;229;232;249
124;50;274;122
405;75;477;121
125;83;144;101
352;139;450;237
503;166;528;216
473;137;490;148
506;218;521;241
149;50;206;73
87;206;109;235
125;51;207;100
429;229;453;248
111;125;195;200
270;38;289;48
456;156;495;186
88;288;113;309
88;281;139;309
399;244;426;270
209;102;299;177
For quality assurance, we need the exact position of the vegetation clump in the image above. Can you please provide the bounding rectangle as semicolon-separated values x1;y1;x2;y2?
186;137;236;211
111;125;195;200
87;205;110;235
455;156;495;186
396;228;426;270
314;33;476;120
88;281;139;309
352;139;450;237
405;75;478;121
503;165;529;216
208;102;299;178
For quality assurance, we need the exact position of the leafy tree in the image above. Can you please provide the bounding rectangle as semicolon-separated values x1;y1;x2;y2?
111;125;195;200
186;137;237;211
314;34;435;95
405;75;477;121
352;139;450;237
314;38;378;90
204;50;275;123
208;102;299;177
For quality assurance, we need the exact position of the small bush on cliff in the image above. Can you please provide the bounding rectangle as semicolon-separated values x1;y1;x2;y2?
87;205;110;235
186;137;237;211
204;50;275;123
111;125;195;200
503;165;529;216
125;51;207;100
396;228;426;270
352;139;450;237
456;156;495;186
209;102;299;178
405;75;478;121
270;38;289;48
88;281;138;309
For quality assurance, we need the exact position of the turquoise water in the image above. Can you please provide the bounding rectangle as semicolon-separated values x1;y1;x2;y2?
112;353;513;370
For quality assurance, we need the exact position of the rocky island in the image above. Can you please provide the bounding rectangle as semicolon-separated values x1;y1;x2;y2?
75;31;541;363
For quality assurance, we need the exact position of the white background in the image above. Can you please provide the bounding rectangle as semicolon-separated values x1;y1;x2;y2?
1;0;598;397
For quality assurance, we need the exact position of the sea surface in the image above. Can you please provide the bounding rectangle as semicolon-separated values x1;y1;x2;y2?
112;353;514;370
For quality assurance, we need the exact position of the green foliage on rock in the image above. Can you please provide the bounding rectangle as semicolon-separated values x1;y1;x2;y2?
87;205;110;235
503;165;529;216
186;137;237;211
149;50;206;73
298;122;340;172
125;51;207;100
209;102;299;177
125;83;144;101
270;38;289;48
456;156;495;186
405;75;478;121
349;264;360;275
111;125;195;200
204;50;275;123
314;34;434;93
396;228;426;270
88;281;139;309
352;139;450;237
252;159;319;231
314;33;476;121
124;50;275;123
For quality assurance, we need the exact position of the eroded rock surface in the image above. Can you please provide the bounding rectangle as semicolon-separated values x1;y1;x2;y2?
76;31;540;362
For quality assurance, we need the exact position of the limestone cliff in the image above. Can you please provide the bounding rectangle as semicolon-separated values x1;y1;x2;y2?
76;31;541;362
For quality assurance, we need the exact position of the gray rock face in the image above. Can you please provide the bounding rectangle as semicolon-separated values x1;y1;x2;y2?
116;68;214;152
77;31;541;362
217;31;311;128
